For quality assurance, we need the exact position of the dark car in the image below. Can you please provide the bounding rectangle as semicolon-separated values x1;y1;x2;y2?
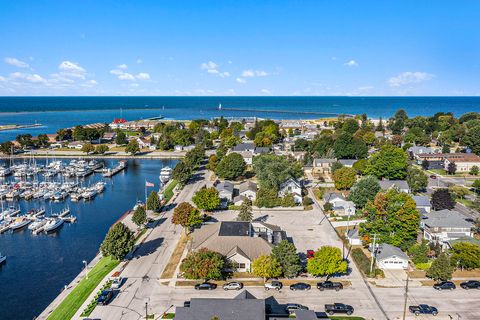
183;301;191;307
97;289;113;305
325;303;354;315
409;304;438;316
285;303;309;314
289;282;311;291
264;280;283;291
430;175;437;179
460;280;480;289
433;281;456;290
194;282;217;290
317;281;343;291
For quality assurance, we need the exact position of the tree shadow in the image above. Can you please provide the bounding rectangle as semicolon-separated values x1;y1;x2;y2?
129;237;165;259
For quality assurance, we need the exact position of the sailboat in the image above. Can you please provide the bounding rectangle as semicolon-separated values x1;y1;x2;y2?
0;253;6;264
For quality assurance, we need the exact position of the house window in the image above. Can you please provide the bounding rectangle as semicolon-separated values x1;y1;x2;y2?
236;263;246;269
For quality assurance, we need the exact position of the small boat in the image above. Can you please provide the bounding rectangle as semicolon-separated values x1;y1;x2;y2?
28;218;46;231
95;181;106;193
43;218;64;233
28;207;46;217
10;217;31;230
70;193;82;201
160;166;173;184
82;190;96;200
1;206;21;218
0;253;6;264
133;200;144;210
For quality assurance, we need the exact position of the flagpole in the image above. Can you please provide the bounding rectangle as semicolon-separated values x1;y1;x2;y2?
145;179;147;204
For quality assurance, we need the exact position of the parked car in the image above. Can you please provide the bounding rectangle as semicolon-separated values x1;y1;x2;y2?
223;282;244;290
194;282;217;290
460;280;480;289
110;277;123;290
325;303;354;315
264;280;283;291
183;301;191;307
97;289;114;305
289;282;311;291
433;281;456;290
409;304;438;316
306;250;315;259
285;303;309;314
317;281;343;291
430;175;437;179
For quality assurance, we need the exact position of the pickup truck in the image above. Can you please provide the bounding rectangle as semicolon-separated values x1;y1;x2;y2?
324;303;354;315
317;281;343;291
409;304;438;316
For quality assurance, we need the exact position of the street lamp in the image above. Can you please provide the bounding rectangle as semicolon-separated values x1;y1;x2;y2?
82;260;88;280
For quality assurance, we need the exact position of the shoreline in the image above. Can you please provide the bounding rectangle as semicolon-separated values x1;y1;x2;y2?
0;151;187;160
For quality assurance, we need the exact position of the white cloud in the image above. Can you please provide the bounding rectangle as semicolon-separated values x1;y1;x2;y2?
10;72;47;84
219;71;230;78
388;71;434;87
201;61;218;70
241;70;255;77
136;59;143;64
207;69;219;74
110;69;123;75
236;77;246;84
117;64;128;70
241;69;269;77
4;57;29;68
59;61;85;74
201;61;230;78
136;72;150;80
118;73;136;81
344;60;358;67
260;89;271;95
255;70;268;77
0;75;6;82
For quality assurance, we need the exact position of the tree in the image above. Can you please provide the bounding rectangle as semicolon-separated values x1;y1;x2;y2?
332;167;356;190
447;162;457;175
100;222;135;260
464;125;480;155
0;141;14;155
132;205;147;226
389;109;408;135
16;134;33;148
271;240;302;278
426;253;453;281
81;143;95;154
450;242;480;270
406;167;428;193
37;134;50;147
331;162;344;174
125;139;140;155
255;188;280;208
192;187;220;211
237;199;253;221
253;154;303;190
408;241;429;264
172;202;202;232
215;152;246;180
333;133;368;159
146;191;161;212
206;154;219;171
449;185;470;199
470;165;479;176
442;144;450;153
95;144;109;154
365;144;409;179
472;179;480;190
115;131;128;145
421;159;429;170
307;246;348;277
173;161;193;186
431;188;456;210
179;248;224;280
352;159;368;175
348;176;381;209
251;255;282;282
359;189;420;249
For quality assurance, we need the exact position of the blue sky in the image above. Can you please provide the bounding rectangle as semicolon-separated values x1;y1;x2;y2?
0;0;479;96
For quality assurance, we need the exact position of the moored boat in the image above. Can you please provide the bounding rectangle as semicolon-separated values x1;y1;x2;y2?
43;218;64;233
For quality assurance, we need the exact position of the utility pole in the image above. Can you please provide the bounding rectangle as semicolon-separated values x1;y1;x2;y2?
145;302;148;319
370;233;377;274
402;274;410;320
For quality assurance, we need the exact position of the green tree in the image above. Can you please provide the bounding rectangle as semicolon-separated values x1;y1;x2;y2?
469;165;479;176
206;154;219;171
215;152;246;180
81;143;95;154
450;242;480;270
406;167;428;193
472;179;480;190
237;199;253;221
333;133;368;159
100;222;135;260
16;134;33;148
125;139;140;155
255;188;280;208
306;246;348;277
431;188;455;210
172;202;202;232
365;144;409;179
331;161;344;174
146;191;162;212
332;167;357;190
408;241;429;264
348;175;381;209
173;161;193;186
447;162;457;175
115;131;128;145
253;154;303;190
251;255;282;282
426;253;453;281
389;109;408;135
464;125;480;155
271;240;302;278
132;205;147;226
352;159;368;175
37;134;50;147
95;144;109;154
360;189;420;249
192;187;220;211
0;141;14;155
179;248;224;280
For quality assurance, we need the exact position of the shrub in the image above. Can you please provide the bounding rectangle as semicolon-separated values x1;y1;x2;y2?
351;248;383;278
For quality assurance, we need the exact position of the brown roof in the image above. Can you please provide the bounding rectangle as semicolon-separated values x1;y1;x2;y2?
446;153;480;163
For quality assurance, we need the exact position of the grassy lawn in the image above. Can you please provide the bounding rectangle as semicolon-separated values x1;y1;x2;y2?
163;179;179;202
47;256;119;320
161;231;188;279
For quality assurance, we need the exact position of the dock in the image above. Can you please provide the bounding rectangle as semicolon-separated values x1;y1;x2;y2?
103;160;127;177
0;123;43;132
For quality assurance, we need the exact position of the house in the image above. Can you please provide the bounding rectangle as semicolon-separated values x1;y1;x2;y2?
379;180;410;194
238;181;257;201
338;159;357;167
412;195;432;214
312;158;336;175
102;132;116;142
444;153;480;173
421;209;474;248
175;290;266;320
346;228;362;246
415;153;447;169
190;221;283;272
46;134;58;143
67;141;84;149
232;142;256;153
375;243;409;270
174;145;184;152
237;151;253;165
278;178;302;204
332;200;356;216
136;137;151;149
251;221;287;244
407;146;433;159
216;181;234;202
323;191;345;203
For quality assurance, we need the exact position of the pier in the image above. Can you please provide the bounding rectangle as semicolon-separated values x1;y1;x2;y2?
102;160;127;177
219;107;354;117
0;123;43;132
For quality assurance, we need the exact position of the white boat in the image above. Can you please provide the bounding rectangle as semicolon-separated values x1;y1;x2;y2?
95;181;106;193
0;253;6;264
70;193;82;201
0;167;12;177
82;189;96;200
28;218;46;230
159;166;173;184
43;218;64;233
133;200;144;210
28;207;45;217
1;206;21;218
10;217;31;230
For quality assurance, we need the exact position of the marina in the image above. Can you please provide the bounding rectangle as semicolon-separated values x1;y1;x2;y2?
0;157;178;320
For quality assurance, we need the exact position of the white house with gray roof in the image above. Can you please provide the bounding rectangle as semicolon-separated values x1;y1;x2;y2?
379;180;410;194
412;195;432;213
278;178;302;204
421;209;474;248
375;243;409;270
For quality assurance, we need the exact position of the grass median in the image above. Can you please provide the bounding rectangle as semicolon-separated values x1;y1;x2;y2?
163;179;178;202
47;256;119;320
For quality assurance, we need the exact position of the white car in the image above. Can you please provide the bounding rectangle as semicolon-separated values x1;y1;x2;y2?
111;277;123;289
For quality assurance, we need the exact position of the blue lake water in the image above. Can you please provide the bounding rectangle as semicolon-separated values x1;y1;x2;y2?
0;158;178;320
1;96;480;142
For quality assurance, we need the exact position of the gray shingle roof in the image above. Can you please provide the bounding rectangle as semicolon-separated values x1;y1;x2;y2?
376;243;409;261
379;180;410;191
239;181;257;193
232;143;255;152
412;195;431;207
323;192;345;202
216;181;234;192
423;210;473;228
